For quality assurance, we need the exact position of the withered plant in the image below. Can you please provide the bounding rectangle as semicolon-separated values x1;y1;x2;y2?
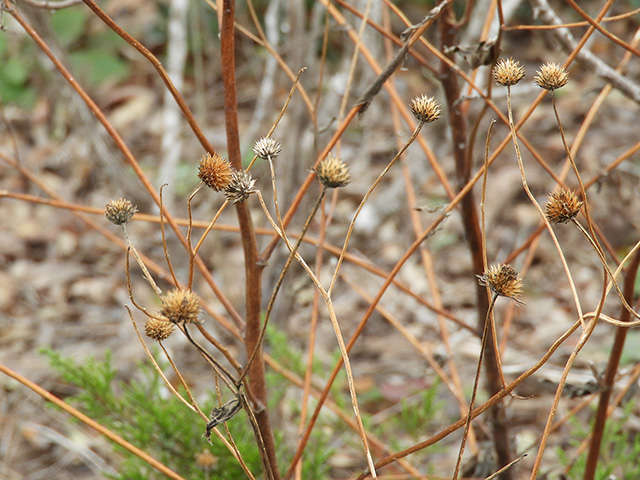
2;1;640;480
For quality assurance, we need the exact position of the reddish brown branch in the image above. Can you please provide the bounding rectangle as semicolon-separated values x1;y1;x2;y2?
219;1;279;478
583;248;640;479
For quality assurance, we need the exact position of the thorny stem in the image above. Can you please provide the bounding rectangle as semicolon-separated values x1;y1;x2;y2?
239;187;327;385
452;293;498;480
328;121;425;295
255;191;378;479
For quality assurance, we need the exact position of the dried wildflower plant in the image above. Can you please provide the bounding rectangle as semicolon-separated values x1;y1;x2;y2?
477;264;524;304
534;62;569;91
544;187;583;224
409;94;442;123
492;58;525;87
160;288;201;324
105;198;137;225
253;137;282;160
315;154;352;189
198;152;234;192
144;317;175;342
225;170;256;204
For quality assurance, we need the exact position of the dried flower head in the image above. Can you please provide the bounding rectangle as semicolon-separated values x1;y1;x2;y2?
534;62;569;91
477;264;523;303
144;317;174;342
253;137;282;160
105;198;137;225
225;170;256;204
492;58;525;87
160;288;200;324
198;153;233;191
195;450;218;471
409;95;442;123
544;187;583;224
315;154;351;189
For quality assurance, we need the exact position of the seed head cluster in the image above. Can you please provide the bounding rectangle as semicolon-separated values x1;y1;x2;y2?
105;198;137;225
253;137;282;160
198;153;233;192
544;188;583;224
195;450;218;471
477;264;523;302
160;288;200;324
409;95;442;124
492;58;525;87
534;63;569;91
315;154;351;189
225;170;256;204
144;317;174;341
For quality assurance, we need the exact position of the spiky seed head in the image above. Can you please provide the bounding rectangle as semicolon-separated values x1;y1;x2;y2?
160;288;200;324
492;58;526;87
144;317;174;341
225;170;256;204
253;137;282;160
544;188;583;224
477;264;523;302
105;198;137;225
315;154;352;189
198;153;233;192
409;95;442;123
534;62;569;91
195;450;218;471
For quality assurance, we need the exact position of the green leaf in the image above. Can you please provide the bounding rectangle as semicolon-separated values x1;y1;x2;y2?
68;50;129;86
51;8;87;47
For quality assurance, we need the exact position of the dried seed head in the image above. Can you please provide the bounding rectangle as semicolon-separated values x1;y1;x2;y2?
198;153;233;191
492;58;525;87
315;154;351;189
225;170;256;204
195;450;218;471
544;188;583;224
253;137;282;160
477;264;523;302
534;62;569;91
144;317;174;342
160;288;200;324
409;95;442;123
105;198;137;225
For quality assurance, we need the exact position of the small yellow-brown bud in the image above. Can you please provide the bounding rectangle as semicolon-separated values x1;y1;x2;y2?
105;198;137;225
195;450;218;471
534;62;569;91
492;58;525;87
477;264;523;303
225;170;256;204
198;153;233;192
144;317;174;342
544;188;583;224
315;154;351;189
160;288;200;324
409;95;442;123
253;137;282;160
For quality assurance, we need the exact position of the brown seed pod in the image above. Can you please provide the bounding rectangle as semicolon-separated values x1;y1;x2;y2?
409;94;442;123
492;58;526;87
225;170;256;204
252;137;282;160
105;198;137;225
198;153;233;191
315;154;351;189
477;264;523;302
160;288;200;324
544;188;583;224
144;317;174;342
534;62;569;91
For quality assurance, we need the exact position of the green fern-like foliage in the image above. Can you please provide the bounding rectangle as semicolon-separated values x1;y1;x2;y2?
42;348;262;480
